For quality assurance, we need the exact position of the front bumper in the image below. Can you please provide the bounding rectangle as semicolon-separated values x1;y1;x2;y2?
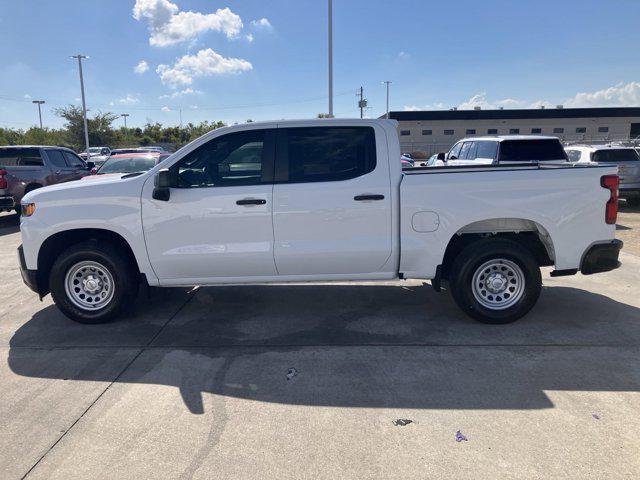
18;245;39;294
581;239;623;275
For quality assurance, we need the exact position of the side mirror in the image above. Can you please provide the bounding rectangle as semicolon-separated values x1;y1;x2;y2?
153;168;171;201
436;152;446;161
86;161;95;170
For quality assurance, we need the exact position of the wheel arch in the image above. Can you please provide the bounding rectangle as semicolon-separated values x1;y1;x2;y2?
440;218;555;280
36;228;143;296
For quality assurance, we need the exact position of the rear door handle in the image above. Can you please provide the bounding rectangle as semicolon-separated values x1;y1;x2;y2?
354;194;385;201
236;198;267;206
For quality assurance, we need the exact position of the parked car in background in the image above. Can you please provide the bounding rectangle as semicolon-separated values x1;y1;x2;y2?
419;154;445;167
138;146;167;153
564;145;640;206
0;146;91;213
437;135;569;166
401;153;414;168
80;147;111;166
86;152;170;177
19;119;621;326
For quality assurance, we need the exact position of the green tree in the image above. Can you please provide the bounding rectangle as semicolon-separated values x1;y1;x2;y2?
54;105;119;150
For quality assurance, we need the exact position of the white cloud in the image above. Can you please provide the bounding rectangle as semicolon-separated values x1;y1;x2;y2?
250;18;272;29
161;106;171;112
398;51;410;59
245;33;254;42
109;101;115;106
156;48;252;88
134;60;149;74
23;93;31;99
133;0;243;47
118;94;140;105
564;81;640;107
189;105;198;109
159;87;202;99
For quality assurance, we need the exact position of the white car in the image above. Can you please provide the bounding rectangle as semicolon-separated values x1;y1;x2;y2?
565;145;640;206
437;135;568;166
80;147;111;167
19;119;621;325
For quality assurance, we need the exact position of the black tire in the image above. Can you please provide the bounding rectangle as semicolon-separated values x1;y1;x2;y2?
449;238;542;324
49;240;139;324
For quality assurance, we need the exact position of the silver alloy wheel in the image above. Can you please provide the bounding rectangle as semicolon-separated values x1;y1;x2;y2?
471;258;525;310
64;261;115;311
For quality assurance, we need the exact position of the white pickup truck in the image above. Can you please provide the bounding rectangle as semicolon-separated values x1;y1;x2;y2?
18;119;622;325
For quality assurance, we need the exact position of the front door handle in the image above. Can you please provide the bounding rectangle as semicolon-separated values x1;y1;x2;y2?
236;198;267;206
354;194;385;201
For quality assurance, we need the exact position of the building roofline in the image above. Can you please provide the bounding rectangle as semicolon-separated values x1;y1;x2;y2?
385;107;640;121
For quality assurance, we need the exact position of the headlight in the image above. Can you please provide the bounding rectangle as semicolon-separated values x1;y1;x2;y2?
21;203;36;217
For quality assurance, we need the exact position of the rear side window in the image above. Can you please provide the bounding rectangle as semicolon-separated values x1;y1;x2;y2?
283;127;376;183
499;140;568;162
0;148;44;166
565;150;582;162
475;141;498;159
592;149;639;163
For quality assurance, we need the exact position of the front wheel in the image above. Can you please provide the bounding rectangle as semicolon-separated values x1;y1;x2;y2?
449;238;542;324
49;241;139;324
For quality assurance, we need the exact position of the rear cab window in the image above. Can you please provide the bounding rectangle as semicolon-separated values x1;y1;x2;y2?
0;148;43;167
592;149;639;163
498;139;568;162
278;127;376;183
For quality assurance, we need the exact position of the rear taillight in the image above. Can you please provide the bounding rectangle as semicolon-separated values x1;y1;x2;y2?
601;174;619;224
0;169;7;189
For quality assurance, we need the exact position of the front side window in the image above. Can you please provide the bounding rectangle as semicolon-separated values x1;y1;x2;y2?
475;141;498;159
448;142;463;159
283;127;376;183
173;130;268;187
63;151;85;168
458;141;476;160
45;150;67;168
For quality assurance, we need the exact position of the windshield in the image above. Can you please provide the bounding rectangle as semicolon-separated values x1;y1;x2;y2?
88;148;102;153
592;149;639;163
97;156;157;174
499;139;568;162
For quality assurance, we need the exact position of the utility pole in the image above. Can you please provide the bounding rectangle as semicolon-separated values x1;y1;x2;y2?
71;54;90;154
179;106;183;128
357;86;367;119
327;0;333;117
32;100;45;129
121;113;130;129
382;81;392;119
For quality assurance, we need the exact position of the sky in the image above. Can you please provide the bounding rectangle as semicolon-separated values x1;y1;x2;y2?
1;0;640;129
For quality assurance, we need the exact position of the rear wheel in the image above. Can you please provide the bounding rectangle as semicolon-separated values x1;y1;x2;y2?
49;241;139;324
449;238;542;324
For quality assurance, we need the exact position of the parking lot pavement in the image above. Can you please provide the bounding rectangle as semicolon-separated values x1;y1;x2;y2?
2;210;640;479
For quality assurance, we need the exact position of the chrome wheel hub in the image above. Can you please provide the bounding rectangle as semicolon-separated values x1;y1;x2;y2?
471;258;525;310
64;261;115;311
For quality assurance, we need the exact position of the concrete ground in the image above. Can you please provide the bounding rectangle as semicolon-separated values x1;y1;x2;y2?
1;210;640;480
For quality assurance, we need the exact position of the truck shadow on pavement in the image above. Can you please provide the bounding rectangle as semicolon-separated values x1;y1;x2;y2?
8;283;640;414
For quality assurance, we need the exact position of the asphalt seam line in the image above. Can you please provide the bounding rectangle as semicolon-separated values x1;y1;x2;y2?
19;288;199;480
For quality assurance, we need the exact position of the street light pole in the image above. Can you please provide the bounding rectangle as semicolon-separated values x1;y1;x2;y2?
71;54;90;154
328;0;333;117
121;113;130;129
32;100;45;129
382;81;392;119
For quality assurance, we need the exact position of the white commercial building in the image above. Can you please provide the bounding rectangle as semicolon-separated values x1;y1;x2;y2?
385;107;640;155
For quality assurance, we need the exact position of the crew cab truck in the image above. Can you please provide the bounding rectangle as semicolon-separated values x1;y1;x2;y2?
18;119;622;325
